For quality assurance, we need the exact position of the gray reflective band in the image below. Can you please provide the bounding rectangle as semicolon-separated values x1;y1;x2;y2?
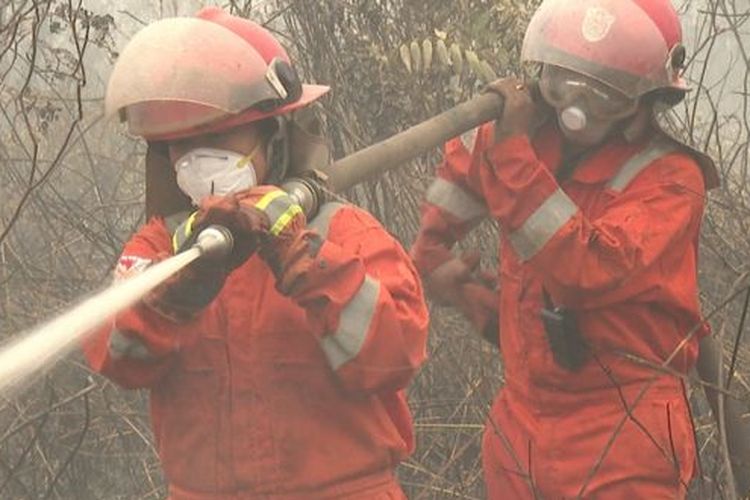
508;188;578;261
109;329;154;361
425;178;487;222
460;127;479;151
264;194;296;227
607;140;678;192
319;275;381;370
308;202;346;239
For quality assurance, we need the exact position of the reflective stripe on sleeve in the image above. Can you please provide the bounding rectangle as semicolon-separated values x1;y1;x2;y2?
172;211;199;252
460;127;479;152
425;178;487;222
108;329;155;361
508;188;578;261
319;275;381;370
256;190;304;236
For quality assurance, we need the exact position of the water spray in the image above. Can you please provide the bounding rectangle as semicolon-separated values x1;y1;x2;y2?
0;226;233;396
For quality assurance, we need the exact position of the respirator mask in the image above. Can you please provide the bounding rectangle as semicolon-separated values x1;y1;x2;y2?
539;65;638;143
174;144;260;206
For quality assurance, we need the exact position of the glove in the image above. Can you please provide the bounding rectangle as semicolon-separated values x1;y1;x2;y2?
143;251;227;322
246;187;323;295
457;282;499;346
483;77;549;143
180;186;320;296
143;188;291;322
144;192;269;321
424;250;493;304
184;192;271;270
425;250;499;344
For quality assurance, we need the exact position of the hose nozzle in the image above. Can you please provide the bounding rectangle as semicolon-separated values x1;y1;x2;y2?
194;225;234;260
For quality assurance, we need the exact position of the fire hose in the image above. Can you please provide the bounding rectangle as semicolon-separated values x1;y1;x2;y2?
0;92;504;394
283;92;505;216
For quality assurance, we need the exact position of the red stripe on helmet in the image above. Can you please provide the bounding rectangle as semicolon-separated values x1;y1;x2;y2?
631;0;682;48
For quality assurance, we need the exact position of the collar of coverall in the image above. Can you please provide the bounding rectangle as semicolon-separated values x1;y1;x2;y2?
530;111;719;190
534;121;645;185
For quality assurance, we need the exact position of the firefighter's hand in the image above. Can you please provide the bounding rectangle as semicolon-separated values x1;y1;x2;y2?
239;186;314;292
425;250;499;343
188;192;270;270
243;187;306;260
459;282;499;347
200;186;315;294
484;77;541;142
424;250;492;305
144;251;226;322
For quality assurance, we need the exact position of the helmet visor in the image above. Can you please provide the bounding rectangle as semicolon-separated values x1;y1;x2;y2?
540;65;638;120
522;0;676;98
105;18;283;137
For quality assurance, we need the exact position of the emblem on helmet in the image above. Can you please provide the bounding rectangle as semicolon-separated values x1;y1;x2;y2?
581;6;616;43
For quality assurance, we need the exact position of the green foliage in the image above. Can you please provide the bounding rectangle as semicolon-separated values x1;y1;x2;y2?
397;37;498;83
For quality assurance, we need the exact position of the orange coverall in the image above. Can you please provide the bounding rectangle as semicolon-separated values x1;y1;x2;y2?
86;202;428;499
411;122;711;499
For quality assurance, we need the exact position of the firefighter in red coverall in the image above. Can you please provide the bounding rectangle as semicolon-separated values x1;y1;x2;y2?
85;8;428;499
411;0;723;498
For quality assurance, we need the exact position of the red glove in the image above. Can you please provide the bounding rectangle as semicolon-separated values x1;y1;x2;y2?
182;186;319;295
424;250;499;344
244;187;321;295
143;251;226;322
184;192;270;270
484;77;549;143
457;282;499;346
151;192;272;321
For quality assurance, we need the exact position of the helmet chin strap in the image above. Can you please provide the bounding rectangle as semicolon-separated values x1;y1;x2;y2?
145;141;192;218
263;115;291;185
621;104;651;143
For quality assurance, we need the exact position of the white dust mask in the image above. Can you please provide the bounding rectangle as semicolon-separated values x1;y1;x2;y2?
174;146;259;206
